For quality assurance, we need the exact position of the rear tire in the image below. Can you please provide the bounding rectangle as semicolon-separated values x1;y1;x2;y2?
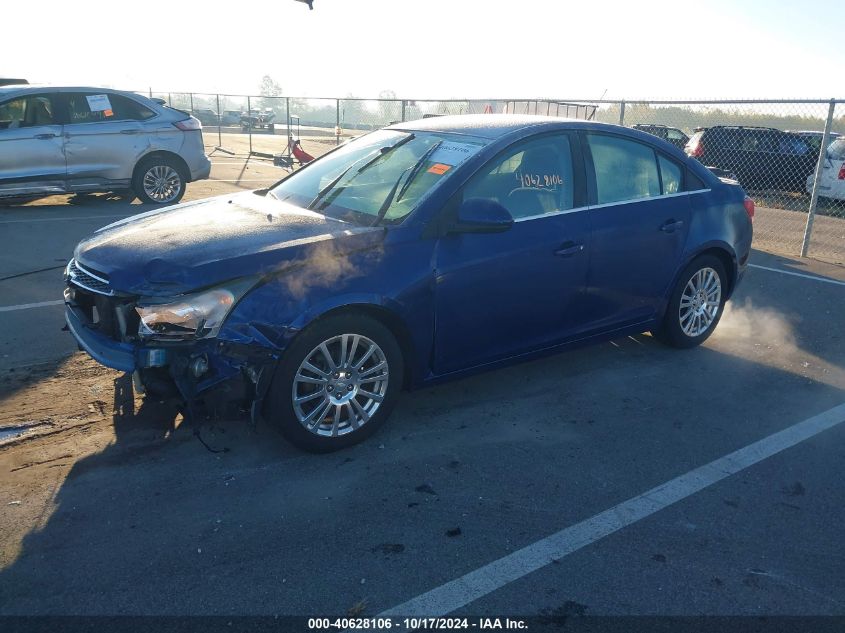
264;314;404;453
652;255;728;349
132;156;186;205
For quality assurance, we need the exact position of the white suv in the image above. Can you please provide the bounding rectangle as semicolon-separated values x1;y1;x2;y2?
0;85;211;204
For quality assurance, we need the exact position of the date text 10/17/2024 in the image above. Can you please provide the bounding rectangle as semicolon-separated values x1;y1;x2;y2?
307;617;528;630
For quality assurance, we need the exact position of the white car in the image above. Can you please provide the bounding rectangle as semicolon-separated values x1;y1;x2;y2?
806;136;845;201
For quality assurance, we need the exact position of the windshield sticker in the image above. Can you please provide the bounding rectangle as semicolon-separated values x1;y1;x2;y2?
427;163;451;175
86;94;113;113
428;142;480;167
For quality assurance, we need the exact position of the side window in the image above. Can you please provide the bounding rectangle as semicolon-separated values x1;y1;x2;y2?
587;134;660;204
778;135;808;156
66;93;155;124
0;95;55;129
658;155;683;194
667;129;685;141
739;131;758;151
720;129;741;150
463;135;575;220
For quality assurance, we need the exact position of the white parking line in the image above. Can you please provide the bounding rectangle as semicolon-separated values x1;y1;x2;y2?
0;300;64;313
749;263;845;287
379;402;845;617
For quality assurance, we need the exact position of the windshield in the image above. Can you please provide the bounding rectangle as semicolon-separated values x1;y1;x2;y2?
269;129;488;225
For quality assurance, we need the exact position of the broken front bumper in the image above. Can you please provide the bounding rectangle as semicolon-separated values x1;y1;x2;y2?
64;299;169;373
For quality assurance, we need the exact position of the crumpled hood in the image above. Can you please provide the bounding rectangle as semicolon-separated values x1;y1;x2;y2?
74;192;385;296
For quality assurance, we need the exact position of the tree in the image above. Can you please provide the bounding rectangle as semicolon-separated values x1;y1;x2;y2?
258;75;284;114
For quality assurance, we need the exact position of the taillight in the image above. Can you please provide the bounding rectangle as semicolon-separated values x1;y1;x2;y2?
838;164;845;180
743;196;755;221
686;138;703;158
173;117;201;131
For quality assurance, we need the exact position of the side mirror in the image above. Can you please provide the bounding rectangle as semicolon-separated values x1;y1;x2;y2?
450;198;513;234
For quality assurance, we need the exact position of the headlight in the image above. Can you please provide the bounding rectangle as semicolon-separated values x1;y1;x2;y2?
136;278;256;340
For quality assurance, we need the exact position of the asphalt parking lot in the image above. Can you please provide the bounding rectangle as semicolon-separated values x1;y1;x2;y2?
1;157;844;621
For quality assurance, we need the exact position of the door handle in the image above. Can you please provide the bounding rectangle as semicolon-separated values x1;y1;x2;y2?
34;133;56;140
119;129;139;135
659;219;685;233
554;241;584;257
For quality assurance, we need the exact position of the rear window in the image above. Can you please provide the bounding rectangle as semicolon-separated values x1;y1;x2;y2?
827;138;845;161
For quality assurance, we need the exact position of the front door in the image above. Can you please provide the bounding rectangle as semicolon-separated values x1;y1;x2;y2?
433;133;590;375
0;93;66;197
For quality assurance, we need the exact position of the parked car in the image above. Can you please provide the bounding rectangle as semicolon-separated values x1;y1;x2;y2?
788;130;841;154
221;110;243;126
806;136;845;201
241;108;276;131
64;115;753;452
633;123;689;149
191;108;219;126
685;126;817;192
0;85;211;204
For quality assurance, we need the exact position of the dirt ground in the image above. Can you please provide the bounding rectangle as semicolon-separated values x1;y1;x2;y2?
0;356;152;567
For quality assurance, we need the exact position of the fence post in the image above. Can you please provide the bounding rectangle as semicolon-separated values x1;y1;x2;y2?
247;95;252;156
618;100;626;126
336;99;341;146
216;94;222;149
801;98;836;257
401;100;406;122
189;93;194;113
286;97;291;162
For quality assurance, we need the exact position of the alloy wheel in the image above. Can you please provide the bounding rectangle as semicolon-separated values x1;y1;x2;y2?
679;267;722;337
292;334;389;437
142;165;182;203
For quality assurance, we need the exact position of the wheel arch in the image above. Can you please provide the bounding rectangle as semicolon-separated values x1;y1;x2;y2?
290;301;418;390
132;150;192;184
677;242;739;297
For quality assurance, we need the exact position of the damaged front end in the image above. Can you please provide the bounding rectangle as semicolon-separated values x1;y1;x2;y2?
64;259;281;421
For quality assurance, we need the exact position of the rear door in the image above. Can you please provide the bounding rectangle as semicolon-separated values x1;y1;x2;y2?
61;92;155;190
0;93;66;197
579;132;692;331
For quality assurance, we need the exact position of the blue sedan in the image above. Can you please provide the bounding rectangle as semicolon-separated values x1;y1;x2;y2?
64;115;753;452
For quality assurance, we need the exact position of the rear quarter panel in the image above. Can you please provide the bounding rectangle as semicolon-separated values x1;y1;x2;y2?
678;180;752;301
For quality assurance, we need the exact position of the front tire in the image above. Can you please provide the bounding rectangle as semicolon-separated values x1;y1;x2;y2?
264;314;404;452
653;255;727;349
133;156;186;205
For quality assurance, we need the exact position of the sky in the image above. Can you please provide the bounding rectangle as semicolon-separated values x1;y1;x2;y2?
3;0;844;101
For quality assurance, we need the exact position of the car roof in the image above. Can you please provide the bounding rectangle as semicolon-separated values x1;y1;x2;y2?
389;113;616;139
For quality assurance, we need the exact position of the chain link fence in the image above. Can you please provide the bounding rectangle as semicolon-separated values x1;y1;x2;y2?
140;90;844;264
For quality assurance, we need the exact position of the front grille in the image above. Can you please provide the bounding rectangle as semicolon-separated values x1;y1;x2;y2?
68;259;113;296
70;285;140;342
